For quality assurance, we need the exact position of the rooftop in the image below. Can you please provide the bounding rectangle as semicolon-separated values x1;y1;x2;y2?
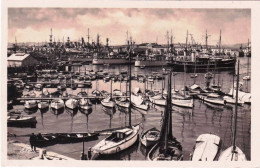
8;53;30;61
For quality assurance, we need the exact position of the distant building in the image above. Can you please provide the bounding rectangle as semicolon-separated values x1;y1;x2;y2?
8;53;38;67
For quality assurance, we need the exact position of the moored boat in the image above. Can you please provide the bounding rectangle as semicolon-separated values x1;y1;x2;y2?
50;98;64;110
101;96;116;108
24;100;37;109
65;98;79;110
7;115;37;128
172;98;194;108
38;101;49;109
140;127;160;147
190;133;221;161
91;124;140;159
79;98;92;110
218;60;247;161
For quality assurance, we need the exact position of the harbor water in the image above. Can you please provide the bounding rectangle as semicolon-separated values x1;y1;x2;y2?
8;57;251;160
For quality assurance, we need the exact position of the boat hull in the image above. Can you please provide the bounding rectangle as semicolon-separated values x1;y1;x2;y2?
92;125;140;156
172;99;193;108
149;96;166;106
135;60;166;67
218;146;247;161
93;58;134;65
168;59;236;72
191;134;221;161
101;100;116;108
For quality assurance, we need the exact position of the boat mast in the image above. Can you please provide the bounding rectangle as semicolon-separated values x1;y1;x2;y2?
232;59;240;157
168;70;173;140
128;35;132;127
205;29;208;51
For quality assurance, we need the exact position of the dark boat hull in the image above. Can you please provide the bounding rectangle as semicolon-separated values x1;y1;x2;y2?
34;133;99;147
168;59;236;73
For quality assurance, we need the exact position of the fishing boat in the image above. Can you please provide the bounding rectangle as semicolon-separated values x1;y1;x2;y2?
50;98;64;110
218;60;247;161
147;70;183;161
198;95;225;105
65;98;79;110
172;98;194;108
24;100;37;109
115;97;130;108
190;133;221;161
79;98;92;111
149;94;166;106
7;115;37;127
131;94;149;111
223;96;243;106
101;96;116;108
140;127;160;147
101;80;116;108
38;101;49;109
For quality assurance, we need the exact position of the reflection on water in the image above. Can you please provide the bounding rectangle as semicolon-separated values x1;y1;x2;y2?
8;58;251;160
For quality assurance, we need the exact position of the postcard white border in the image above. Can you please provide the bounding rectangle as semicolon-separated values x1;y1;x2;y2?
1;0;260;167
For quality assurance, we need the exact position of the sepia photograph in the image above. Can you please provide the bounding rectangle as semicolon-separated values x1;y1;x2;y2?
5;6;252;163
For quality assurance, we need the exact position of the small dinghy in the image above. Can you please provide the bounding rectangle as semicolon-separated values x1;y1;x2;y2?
190;133;221;161
140;127;160;147
79;98;92;110
50;99;64;110
101;96;116;108
7;115;37;127
38;101;49;109
24;100;37;109
91;124;140;159
65;98;79;110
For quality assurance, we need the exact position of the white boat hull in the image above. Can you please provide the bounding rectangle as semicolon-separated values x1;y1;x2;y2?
218;146;247;161
149;96;166;106
101;100;116;108
191;134;221;161
24;100;37;109
198;95;224;105
65;99;79;109
38;102;49;109
92;125;140;155
50;99;64;110
172;99;193;108
115;99;130;108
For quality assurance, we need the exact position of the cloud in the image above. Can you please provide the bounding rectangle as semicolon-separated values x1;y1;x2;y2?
8;8;251;45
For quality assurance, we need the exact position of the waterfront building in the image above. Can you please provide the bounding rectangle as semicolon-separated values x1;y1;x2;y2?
8;53;38;67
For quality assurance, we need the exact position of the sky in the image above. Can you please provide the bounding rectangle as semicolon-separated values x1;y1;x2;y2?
8;8;251;45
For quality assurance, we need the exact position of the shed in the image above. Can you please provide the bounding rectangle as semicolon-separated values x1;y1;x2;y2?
8;53;38;67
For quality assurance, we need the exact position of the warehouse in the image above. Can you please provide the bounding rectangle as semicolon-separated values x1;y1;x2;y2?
8;53;38;67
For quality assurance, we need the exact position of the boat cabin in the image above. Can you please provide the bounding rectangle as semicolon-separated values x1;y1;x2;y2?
106;129;133;143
